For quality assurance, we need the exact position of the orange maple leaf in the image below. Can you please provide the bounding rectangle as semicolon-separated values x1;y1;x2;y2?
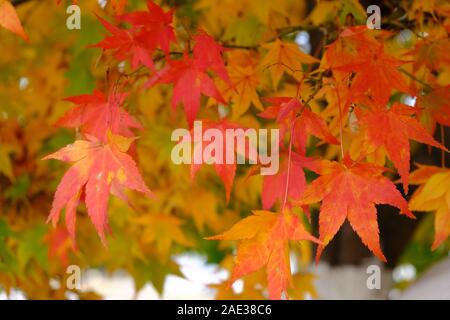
261;39;319;89
416;85;450;134
219;51;262;119
323;26;379;70
334;42;412;105
356;103;447;193
295;156;414;262
44;132;154;244
207;209;320;299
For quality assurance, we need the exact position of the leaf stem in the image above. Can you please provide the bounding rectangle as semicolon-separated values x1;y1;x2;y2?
332;77;345;159
281;118;297;211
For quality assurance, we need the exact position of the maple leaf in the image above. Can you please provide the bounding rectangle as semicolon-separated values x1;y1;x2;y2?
416;85;450;134
186;119;255;202
356;103;447;193
261;152;318;210
207;209;320;299
260;97;339;154
91;15;153;70
56;89;142;140
43;132;154;243
407;37;450;72
409;164;450;250
335;43;412;105
261;39;319;89
323;26;379;71
134;213;193;259
288;272;318;300
181;188;220;233
44;226;73;267
146;53;226;127
116;0;175;54
294;156;414;262
193;31;230;83
229;65;263;118
0;0;27;40
219;51;263;119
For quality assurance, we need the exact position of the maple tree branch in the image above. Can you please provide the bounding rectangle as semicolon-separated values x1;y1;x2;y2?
302;81;323;107
220;25;315;50
275;25;311;38
222;43;258;50
282;117;298;211
399;68;433;90
11;0;33;6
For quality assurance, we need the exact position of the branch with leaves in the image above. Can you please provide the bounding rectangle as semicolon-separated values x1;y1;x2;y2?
1;0;449;300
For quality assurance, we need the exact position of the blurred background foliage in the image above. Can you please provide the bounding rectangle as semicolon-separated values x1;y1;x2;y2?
0;0;449;299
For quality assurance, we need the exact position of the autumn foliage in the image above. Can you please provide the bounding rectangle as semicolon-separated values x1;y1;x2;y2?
0;0;450;300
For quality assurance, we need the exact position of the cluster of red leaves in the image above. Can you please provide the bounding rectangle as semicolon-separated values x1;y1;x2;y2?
38;1;449;299
45;1;234;246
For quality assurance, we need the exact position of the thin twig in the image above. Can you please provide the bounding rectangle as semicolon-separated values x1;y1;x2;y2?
332;76;345;159
282;117;298;211
399;68;433;90
11;0;33;6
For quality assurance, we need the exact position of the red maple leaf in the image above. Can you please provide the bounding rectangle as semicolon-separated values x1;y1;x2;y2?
146;53;226;127
261;152;318;210
56;89;142;140
260;97;339;154
295;156;414;262
44;132;154;243
116;0;175;54
356;103;447;193
192;31;230;83
177;119;255;202
92;15;154;70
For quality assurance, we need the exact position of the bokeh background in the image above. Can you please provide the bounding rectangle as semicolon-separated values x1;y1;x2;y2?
1;0;450;299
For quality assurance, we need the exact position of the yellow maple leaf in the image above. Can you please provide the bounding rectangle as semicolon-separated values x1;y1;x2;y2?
288;272;318;300
182;188;220;233
229;65;263;118
134;213;193;258
409;164;450;249
0;144;14;181
261;39;319;89
208;209;319;299
219;51;263;119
